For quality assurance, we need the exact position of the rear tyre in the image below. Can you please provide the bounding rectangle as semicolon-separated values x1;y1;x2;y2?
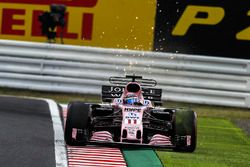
174;109;197;152
64;101;91;146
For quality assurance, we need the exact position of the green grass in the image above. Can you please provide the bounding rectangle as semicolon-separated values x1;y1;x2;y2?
157;102;250;167
157;118;250;167
0;87;250;167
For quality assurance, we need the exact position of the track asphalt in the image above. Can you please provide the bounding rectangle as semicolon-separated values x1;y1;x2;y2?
0;96;55;167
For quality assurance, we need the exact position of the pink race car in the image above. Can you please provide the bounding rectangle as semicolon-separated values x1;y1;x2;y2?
64;75;197;152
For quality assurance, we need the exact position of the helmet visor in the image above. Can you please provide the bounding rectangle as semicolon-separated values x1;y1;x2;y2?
126;97;138;104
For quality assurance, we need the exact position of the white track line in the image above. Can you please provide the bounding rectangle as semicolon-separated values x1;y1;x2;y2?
46;99;68;167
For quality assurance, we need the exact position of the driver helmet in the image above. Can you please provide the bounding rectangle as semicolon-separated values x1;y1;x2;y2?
124;93;139;105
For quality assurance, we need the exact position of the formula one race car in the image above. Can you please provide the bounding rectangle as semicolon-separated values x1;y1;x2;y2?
64;75;197;152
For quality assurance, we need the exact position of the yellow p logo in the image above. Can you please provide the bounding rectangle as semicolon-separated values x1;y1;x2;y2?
172;5;225;36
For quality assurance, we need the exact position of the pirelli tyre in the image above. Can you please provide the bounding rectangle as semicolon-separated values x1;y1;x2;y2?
174;109;197;152
64;101;91;146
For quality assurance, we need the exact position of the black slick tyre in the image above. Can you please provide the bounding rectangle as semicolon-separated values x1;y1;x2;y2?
174;109;197;152
64;101;91;146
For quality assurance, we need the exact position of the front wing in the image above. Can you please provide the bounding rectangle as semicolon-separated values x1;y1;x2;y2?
87;141;176;149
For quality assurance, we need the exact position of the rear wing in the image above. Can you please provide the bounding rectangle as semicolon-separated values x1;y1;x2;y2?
102;85;162;102
109;75;157;87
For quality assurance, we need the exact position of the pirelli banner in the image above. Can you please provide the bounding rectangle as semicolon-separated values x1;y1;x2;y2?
154;0;250;59
0;0;249;59
0;0;156;50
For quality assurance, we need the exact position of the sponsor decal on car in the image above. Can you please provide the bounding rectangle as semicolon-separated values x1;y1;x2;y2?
124;108;141;112
124;108;141;125
125;112;139;120
125;126;139;135
186;135;191;146
114;98;123;104
143;100;150;106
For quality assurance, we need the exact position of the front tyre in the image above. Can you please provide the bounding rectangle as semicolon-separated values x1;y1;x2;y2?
174;109;197;152
64;101;91;146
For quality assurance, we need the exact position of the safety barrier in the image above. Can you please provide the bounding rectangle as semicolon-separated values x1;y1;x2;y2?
0;40;249;108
